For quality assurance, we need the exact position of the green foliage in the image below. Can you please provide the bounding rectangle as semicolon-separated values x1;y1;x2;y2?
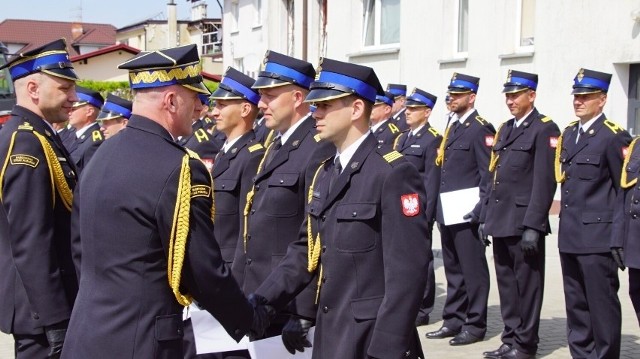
204;80;219;93
76;80;132;100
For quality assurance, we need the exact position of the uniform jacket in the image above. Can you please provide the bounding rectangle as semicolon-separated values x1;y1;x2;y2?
179;119;224;163
372;119;402;147
558;114;631;254
254;117;274;146
394;123;442;222
481;109;560;237
63;115;253;359
393;108;409;132
211;130;264;265
232;115;333;318
614;139;640;268
68;122;103;174
256;134;429;359
436;110;495;224
0;106;78;335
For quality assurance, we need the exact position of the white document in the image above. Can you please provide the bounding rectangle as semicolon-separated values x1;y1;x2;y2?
191;309;249;354
439;187;480;225
248;327;315;359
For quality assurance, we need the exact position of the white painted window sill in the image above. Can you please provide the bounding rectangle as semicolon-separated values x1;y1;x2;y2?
498;51;535;59
347;45;400;58
437;57;468;65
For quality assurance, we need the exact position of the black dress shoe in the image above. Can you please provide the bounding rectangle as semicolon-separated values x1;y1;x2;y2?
425;326;460;339
497;348;535;359
483;343;512;358
448;330;482;346
414;316;430;327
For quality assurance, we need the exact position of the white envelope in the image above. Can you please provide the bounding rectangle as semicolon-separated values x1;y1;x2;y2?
248;327;315;359
191;309;249;354
439;187;480;225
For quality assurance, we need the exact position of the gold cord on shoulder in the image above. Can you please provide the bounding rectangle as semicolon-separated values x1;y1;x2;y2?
435;124;453;166
392;133;402;150
306;163;325;304
621;137;639;189
554;134;566;183
488;123;505;173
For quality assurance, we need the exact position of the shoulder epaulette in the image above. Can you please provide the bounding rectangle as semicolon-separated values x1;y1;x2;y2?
603;119;624;134
185;148;201;160
566;120;578;128
540;116;552;123
428;127;440;137
475;115;487;125
92;130;103;142
314;133;321;142
382;150;403;164
248;143;264;153
388;123;400;134
17;122;33;131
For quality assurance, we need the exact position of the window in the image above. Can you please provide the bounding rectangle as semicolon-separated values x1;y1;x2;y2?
456;0;469;54
362;0;400;47
254;0;262;25
629;64;640;135
201;22;222;55
517;0;535;49
230;0;239;32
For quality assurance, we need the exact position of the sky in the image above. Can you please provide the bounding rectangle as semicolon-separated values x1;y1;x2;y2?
0;0;223;28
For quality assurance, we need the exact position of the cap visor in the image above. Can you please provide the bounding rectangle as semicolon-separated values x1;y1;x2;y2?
97;112;125;121
252;76;292;89
571;87;603;95
502;86;530;94
41;68;79;81
304;89;352;103
182;81;210;95
210;87;244;100
405;99;428;107
447;87;473;94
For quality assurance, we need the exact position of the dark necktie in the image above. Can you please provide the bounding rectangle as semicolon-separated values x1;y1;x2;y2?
576;128;585;144
404;132;413;147
263;135;282;168
328;156;342;194
451;121;460;134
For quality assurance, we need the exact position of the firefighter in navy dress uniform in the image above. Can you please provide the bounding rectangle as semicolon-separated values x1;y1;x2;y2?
388;83;409;132
61;44;271;359
98;94;132;139
556;68;630;359
371;90;402;147
178;94;224;172
393;88;441;328
426;73;494;346
67;86;104;174
480;70;560;359
0;38;80;359
254;57;430;359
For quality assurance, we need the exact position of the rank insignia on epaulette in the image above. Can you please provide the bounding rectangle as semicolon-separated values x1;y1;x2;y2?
191;185;211;198
18;122;33;131
314;134;321;142
428;127;440;137
92;130;103;142
248;144;263;152
603;119;623;134
475;116;486;125
10;154;39;168
540;116;551;123
383;150;402;163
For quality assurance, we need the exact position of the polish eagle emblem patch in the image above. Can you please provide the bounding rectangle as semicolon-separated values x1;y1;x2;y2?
401;194;420;217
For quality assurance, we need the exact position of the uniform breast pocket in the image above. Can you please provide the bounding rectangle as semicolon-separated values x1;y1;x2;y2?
510;141;533;168
451;141;470;152
404;147;425;172
626;157;640;178
575;154;601;180
265;173;300;217
335;203;377;253
214;179;239;214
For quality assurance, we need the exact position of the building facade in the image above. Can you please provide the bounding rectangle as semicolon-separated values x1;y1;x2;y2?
223;0;640;132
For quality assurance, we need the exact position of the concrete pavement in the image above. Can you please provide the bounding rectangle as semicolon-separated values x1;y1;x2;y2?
1;215;639;358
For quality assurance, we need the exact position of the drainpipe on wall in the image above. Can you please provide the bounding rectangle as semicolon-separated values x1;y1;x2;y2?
302;0;307;61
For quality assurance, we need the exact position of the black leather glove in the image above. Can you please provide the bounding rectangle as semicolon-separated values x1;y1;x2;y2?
611;247;626;271
281;317;313;354
477;223;490;246
248;293;275;340
462;211;479;224
520;228;540;256
45;320;68;358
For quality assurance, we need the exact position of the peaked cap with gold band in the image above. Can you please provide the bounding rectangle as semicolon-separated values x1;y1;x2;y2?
571;68;612;95
502;69;538;94
118;44;209;95
252;50;316;90
448;72;480;94
73;85;104;109
98;94;132;121
405;87;437;108
386;83;407;99
211;66;260;105
0;38;78;82
305;57;384;104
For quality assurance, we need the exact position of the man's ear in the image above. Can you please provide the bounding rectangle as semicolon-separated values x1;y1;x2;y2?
352;98;366;121
164;91;177;112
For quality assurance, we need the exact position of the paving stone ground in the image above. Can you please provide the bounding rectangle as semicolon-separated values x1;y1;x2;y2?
1;215;638;358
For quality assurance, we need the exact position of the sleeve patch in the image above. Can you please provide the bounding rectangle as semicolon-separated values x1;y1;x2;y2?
484;135;495;147
401;193;420;217
191;185;211;198
10;154;39;168
550;136;559;148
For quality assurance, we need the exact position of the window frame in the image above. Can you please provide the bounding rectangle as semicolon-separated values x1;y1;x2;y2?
362;0;400;49
515;0;535;53
453;0;469;57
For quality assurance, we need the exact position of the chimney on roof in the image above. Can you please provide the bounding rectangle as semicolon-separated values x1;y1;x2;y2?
71;22;84;40
167;0;178;47
191;1;207;21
